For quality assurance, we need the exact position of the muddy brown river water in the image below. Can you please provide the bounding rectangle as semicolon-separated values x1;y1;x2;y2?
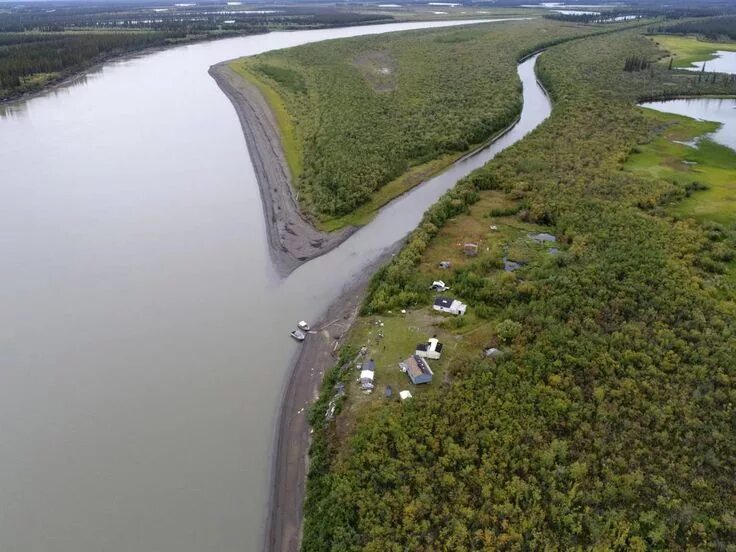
0;21;549;552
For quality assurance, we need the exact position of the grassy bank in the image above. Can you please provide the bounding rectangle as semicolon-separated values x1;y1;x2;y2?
303;25;736;550
229;61;304;181
230;19;612;228
625;109;735;225
650;34;736;68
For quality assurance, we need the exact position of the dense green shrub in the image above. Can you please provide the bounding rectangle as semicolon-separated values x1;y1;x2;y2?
305;27;736;550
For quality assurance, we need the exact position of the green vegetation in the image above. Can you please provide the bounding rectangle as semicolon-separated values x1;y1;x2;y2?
232;20;606;227
230;62;304;180
625;109;736;225
0;3;397;100
0;31;185;98
650;34;736;68
304;25;736;550
651;15;736;41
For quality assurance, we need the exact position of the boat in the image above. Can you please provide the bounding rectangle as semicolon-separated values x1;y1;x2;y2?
297;320;310;331
290;329;306;341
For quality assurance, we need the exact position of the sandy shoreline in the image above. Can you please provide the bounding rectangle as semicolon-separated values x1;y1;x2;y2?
209;62;356;276
263;245;399;552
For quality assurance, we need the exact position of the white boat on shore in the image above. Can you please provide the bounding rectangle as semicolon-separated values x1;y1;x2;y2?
290;329;306;341
297;320;310;331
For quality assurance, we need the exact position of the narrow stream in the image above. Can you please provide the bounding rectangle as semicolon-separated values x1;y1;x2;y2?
0;23;549;552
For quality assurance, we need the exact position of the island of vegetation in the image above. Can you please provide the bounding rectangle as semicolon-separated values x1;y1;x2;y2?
214;19;616;273
299;20;736;551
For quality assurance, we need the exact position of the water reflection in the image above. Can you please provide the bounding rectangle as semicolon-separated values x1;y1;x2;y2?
684;50;736;75
642;97;736;152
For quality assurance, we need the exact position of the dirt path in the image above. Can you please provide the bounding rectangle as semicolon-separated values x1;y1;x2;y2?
208;62;355;276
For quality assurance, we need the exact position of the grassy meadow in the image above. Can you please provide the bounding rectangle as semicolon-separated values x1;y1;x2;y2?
625;109;735;225
650;34;736;68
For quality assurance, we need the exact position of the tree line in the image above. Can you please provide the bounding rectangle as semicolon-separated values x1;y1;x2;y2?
649;15;736;41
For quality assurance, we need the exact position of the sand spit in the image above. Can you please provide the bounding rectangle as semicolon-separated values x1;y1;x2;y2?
209;62;355;276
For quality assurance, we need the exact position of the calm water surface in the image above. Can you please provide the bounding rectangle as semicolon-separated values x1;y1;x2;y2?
642;98;736;152
685;50;736;75
0;22;546;552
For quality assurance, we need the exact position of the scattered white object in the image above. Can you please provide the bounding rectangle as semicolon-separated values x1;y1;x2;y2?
490;225;498;231
430;280;449;292
484;347;503;358
399;390;413;400
401;309;407;314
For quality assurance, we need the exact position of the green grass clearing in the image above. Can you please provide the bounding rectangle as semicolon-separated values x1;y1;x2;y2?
650;34;736;68
626;108;736;225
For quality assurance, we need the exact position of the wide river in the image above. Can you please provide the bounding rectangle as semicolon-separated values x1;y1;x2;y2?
0;21;549;552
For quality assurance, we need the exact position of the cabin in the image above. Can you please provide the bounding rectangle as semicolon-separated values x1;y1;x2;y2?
464;243;478;256
416;337;443;360
433;296;467;316
403;354;433;385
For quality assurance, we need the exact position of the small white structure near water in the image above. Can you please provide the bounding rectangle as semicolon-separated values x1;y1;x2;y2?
433;296;467;316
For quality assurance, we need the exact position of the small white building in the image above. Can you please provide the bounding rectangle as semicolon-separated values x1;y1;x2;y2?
416;337;443;360
399;390;413;401
359;365;375;392
433;296;467;316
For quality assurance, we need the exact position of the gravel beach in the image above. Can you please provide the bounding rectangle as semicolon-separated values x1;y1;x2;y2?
208;62;356;276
